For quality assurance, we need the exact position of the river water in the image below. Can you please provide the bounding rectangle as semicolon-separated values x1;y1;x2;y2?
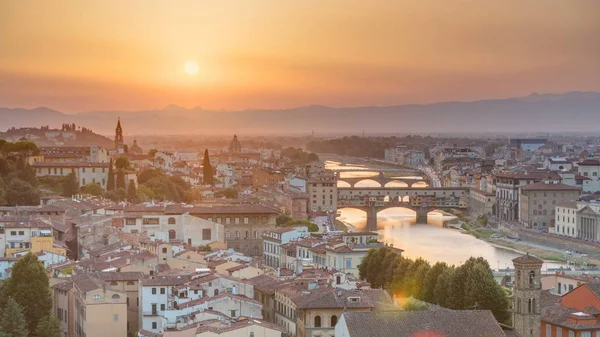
327;160;565;271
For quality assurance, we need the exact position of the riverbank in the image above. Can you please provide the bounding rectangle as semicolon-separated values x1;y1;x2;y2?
457;215;600;266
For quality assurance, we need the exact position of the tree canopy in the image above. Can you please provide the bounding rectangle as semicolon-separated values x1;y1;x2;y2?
0;297;29;337
61;172;80;197
279;219;319;232
202;149;214;185
5;178;40;206
0;253;52;334
358;247;510;323
214;188;238;199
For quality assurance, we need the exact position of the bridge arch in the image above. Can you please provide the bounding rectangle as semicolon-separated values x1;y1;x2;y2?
384;180;409;188
354;179;382;188
337;180;351;188
411;181;429;188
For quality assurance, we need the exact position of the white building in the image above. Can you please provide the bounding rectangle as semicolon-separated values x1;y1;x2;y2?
33;162;110;189
263;227;309;269
577;159;600;193
139;272;259;334
554;202;579;237
545;158;572;171
122;206;224;247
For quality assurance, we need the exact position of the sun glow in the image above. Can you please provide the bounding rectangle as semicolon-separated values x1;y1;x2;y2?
184;60;199;75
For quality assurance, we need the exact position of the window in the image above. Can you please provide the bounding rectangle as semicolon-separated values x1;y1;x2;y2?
18;231;24;235
314;315;321;328
126;281;135;285
569;331;575;337
168;230;176;240
245;231;249;239
93;295;101;301
226;231;231;240
254;231;258;239
152;288;157;294
160;288;165;294
331;315;338;327
226;217;231;225
230;310;237;317
152;322;157;330
10;231;16;236
110;281;118;286
113;314;118;322
160;304;165;311
214;289;219;296
235;217;240;225
244;217;249;224
545;325;551;337
162;247;167;254
581;332;591;337
529;271;535;285
168;217;176;225
202;228;211;240
345;258;352;269
236;231;240;239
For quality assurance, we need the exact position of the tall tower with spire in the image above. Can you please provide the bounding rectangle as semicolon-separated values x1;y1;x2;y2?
512;253;542;337
115;118;125;153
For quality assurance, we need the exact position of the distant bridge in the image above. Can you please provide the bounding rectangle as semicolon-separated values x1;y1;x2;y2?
337;187;469;231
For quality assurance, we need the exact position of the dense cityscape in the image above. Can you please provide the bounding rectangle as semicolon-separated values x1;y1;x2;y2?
2;1;599;337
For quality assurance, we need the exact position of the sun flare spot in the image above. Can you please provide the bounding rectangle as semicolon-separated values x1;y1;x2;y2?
184;60;199;75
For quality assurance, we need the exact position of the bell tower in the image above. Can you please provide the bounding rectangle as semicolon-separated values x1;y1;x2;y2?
512;253;542;337
115;117;124;153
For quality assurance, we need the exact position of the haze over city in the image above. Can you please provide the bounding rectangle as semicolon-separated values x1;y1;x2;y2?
2;2;600;337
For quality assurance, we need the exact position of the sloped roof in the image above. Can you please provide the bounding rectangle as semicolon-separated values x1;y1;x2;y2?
342;310;505;337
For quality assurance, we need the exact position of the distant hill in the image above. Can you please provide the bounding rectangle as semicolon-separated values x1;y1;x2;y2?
0;125;113;148
1;91;599;135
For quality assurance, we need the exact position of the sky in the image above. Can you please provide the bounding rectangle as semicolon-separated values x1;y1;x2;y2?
1;0;599;113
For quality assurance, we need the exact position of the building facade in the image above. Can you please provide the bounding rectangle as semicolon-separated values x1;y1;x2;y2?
512;254;542;337
519;183;580;230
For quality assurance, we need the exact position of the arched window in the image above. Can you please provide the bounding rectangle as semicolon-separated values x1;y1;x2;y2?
314;315;321;328
331;315;338;327
110;281;118;286
126;281;135;285
214;289;219;296
529;271;535;285
168;230;176;240
111;294;121;300
168;217;176;225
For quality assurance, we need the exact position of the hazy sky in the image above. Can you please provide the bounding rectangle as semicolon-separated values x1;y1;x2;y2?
1;0;599;112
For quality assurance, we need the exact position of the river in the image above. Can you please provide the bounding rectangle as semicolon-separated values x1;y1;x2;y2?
326;159;565;271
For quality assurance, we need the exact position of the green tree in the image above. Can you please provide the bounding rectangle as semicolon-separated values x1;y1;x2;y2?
106;159;115;191
115;156;131;170
202;149;214;185
0;253;52;334
104;188;127;202
127;180;137;202
404;258;430;299
421;262;449;303
148;148;158;158
61;172;80;197
402;298;430;311
433;267;455;307
82;183;104;196
280;219;319;232
0;297;29;337
5;178;39;206
464;263;511;323
0;178;6;205
276;213;293;226
137;168;165;185
35;315;61;337
116;170;126;189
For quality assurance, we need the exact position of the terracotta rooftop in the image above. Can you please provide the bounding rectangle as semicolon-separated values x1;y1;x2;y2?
341;310;505;337
512;253;544;265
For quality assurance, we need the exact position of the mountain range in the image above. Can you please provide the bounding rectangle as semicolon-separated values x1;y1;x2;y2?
1;91;599;135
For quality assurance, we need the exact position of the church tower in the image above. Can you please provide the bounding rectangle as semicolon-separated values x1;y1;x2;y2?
115;118;125;153
229;134;242;153
512;254;542;337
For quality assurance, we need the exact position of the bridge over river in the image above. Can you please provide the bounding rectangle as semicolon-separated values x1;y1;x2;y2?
337;187;469;231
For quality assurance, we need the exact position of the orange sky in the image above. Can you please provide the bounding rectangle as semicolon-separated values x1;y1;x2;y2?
1;0;599;112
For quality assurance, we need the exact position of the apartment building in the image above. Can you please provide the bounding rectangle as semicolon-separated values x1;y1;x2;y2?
139;272;259;334
306;171;337;213
32;162;110;189
0;216;67;258
555;202;579;237
578;159;600;193
519;182;580;229
263;227;309;269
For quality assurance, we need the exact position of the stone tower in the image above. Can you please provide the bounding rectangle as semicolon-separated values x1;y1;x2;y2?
115;118;124;153
512;253;542;337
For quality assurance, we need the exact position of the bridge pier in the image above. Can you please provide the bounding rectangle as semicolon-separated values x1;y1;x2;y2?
365;207;378;231
415;208;429;224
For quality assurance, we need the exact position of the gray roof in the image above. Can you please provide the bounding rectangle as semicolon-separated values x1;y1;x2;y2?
293;288;374;309
341;310;506;337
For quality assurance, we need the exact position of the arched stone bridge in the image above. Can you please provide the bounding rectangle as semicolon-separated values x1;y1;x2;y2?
334;170;430;188
337;187;469;231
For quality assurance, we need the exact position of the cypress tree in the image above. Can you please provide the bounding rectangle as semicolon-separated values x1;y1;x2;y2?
106;159;115;191
61;172;79;197
35;315;61;337
127;180;137;202
202;149;214;185
116;169;126;190
0;253;51;335
0;297;28;337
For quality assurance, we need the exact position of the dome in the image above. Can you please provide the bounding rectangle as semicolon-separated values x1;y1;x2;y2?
229;134;242;153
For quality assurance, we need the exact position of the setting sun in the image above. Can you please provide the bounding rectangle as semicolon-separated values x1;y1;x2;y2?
184;60;199;75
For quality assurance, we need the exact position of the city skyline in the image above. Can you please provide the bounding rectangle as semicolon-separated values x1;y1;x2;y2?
1;1;599;112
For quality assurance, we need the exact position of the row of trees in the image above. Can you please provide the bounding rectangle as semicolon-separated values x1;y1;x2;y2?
275;214;319;232
280;147;319;164
0;253;60;337
358;247;510;323
0;140;41;206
